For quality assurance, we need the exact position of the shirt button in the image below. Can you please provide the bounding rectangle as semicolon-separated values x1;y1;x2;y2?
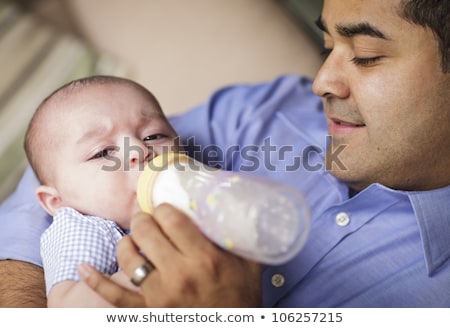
271;273;285;287
335;212;350;227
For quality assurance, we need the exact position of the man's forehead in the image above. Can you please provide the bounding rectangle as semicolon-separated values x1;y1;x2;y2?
322;0;400;19
320;0;405;36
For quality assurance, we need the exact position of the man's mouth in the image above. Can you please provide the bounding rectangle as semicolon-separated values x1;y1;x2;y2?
333;119;365;127
328;118;366;134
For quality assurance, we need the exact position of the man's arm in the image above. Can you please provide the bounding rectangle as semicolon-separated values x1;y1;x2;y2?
0;260;46;307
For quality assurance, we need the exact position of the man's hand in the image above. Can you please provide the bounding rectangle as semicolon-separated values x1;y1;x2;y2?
81;204;262;307
0;260;46;307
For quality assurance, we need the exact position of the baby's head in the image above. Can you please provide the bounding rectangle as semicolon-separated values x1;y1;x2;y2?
25;75;181;229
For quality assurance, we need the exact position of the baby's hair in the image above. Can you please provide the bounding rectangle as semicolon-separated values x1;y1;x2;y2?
24;75;162;184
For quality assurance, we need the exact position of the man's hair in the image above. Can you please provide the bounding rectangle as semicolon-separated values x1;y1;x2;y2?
399;0;449;73
24;75;161;184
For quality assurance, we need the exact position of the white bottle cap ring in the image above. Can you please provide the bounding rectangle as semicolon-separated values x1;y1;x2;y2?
136;152;190;214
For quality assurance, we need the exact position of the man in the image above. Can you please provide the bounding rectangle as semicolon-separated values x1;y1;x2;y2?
1;0;449;307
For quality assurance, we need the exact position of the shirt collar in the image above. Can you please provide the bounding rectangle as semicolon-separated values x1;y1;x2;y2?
408;185;450;276
345;183;450;276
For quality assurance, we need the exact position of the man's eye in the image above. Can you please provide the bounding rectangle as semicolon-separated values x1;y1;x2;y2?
90;147;116;160
351;56;383;67
143;134;166;142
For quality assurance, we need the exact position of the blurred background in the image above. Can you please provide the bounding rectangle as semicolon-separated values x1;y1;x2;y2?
0;0;323;201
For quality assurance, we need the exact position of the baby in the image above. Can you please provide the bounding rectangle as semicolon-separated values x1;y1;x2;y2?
24;75;181;307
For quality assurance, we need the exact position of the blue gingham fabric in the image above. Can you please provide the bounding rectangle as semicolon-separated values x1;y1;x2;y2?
40;207;126;295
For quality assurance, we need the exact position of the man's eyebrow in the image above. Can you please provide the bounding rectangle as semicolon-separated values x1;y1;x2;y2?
315;15;389;40
336;22;389;40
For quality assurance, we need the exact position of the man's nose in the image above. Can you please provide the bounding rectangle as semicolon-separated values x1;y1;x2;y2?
312;50;350;99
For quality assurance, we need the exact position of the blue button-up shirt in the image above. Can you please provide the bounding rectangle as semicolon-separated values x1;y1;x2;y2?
1;75;449;307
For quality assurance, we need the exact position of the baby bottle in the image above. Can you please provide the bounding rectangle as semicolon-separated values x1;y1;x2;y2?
136;152;310;265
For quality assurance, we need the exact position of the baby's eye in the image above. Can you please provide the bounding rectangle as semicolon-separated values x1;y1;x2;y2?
143;134;166;142
90;147;116;160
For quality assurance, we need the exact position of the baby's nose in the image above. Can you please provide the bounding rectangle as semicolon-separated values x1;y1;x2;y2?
125;137;150;169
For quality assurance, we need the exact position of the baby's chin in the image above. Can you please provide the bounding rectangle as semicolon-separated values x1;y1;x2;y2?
107;210;136;231
118;200;143;230
113;215;131;231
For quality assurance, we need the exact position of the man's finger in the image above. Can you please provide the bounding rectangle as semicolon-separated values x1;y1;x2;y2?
151;204;218;258
116;235;156;286
78;263;144;307
129;211;181;271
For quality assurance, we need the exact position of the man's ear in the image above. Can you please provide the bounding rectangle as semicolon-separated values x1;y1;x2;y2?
35;185;63;216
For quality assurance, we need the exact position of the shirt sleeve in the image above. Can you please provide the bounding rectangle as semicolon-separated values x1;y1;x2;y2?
169;74;317;169
40;208;123;295
0;167;52;266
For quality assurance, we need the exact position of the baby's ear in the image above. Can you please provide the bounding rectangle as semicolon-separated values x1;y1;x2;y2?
35;185;62;216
